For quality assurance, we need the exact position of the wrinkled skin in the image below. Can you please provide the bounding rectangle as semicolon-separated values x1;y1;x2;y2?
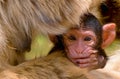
63;28;104;68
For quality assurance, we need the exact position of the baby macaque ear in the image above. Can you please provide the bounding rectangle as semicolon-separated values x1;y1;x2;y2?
102;23;116;49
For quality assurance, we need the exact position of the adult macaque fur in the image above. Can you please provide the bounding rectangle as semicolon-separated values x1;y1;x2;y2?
0;51;88;79
0;0;96;70
0;51;119;79
0;23;116;79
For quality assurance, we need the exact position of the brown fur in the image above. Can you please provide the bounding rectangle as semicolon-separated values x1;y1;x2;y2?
82;0;120;37
0;0;94;68
0;0;111;78
99;0;120;37
0;50;120;79
0;51;88;79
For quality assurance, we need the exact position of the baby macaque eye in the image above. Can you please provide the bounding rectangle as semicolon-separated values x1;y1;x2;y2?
84;36;92;41
68;35;76;41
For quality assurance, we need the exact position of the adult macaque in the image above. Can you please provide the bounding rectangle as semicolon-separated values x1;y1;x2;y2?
0;0;94;70
0;13;116;79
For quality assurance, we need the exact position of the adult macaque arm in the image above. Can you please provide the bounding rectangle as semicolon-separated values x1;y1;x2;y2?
0;50;119;79
0;51;88;79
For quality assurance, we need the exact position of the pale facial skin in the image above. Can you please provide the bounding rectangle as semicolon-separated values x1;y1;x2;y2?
63;28;102;68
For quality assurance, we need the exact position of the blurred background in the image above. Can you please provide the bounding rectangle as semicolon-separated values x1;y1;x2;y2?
25;35;53;60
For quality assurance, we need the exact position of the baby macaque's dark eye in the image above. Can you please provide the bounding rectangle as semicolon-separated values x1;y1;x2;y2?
68;35;76;41
84;36;92;41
